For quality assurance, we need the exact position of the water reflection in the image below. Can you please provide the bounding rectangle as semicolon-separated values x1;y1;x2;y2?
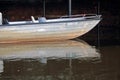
0;40;100;60
0;40;101;80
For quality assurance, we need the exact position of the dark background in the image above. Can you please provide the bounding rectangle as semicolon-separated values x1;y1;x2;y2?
0;0;120;45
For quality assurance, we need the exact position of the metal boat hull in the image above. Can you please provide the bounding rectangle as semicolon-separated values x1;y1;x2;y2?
0;19;100;43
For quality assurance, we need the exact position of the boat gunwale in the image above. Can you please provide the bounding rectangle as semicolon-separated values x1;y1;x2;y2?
0;15;101;27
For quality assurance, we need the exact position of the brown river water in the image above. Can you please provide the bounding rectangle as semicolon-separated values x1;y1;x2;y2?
0;39;119;80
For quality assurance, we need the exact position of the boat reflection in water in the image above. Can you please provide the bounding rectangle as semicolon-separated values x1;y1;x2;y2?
0;40;101;80
0;40;100;60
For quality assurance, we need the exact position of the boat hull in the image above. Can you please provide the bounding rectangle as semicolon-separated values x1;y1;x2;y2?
0;19;100;43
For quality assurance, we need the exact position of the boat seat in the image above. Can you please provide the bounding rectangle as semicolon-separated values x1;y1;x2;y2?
38;17;46;23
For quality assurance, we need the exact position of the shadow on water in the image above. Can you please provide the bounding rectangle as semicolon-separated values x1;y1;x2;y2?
0;39;119;80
